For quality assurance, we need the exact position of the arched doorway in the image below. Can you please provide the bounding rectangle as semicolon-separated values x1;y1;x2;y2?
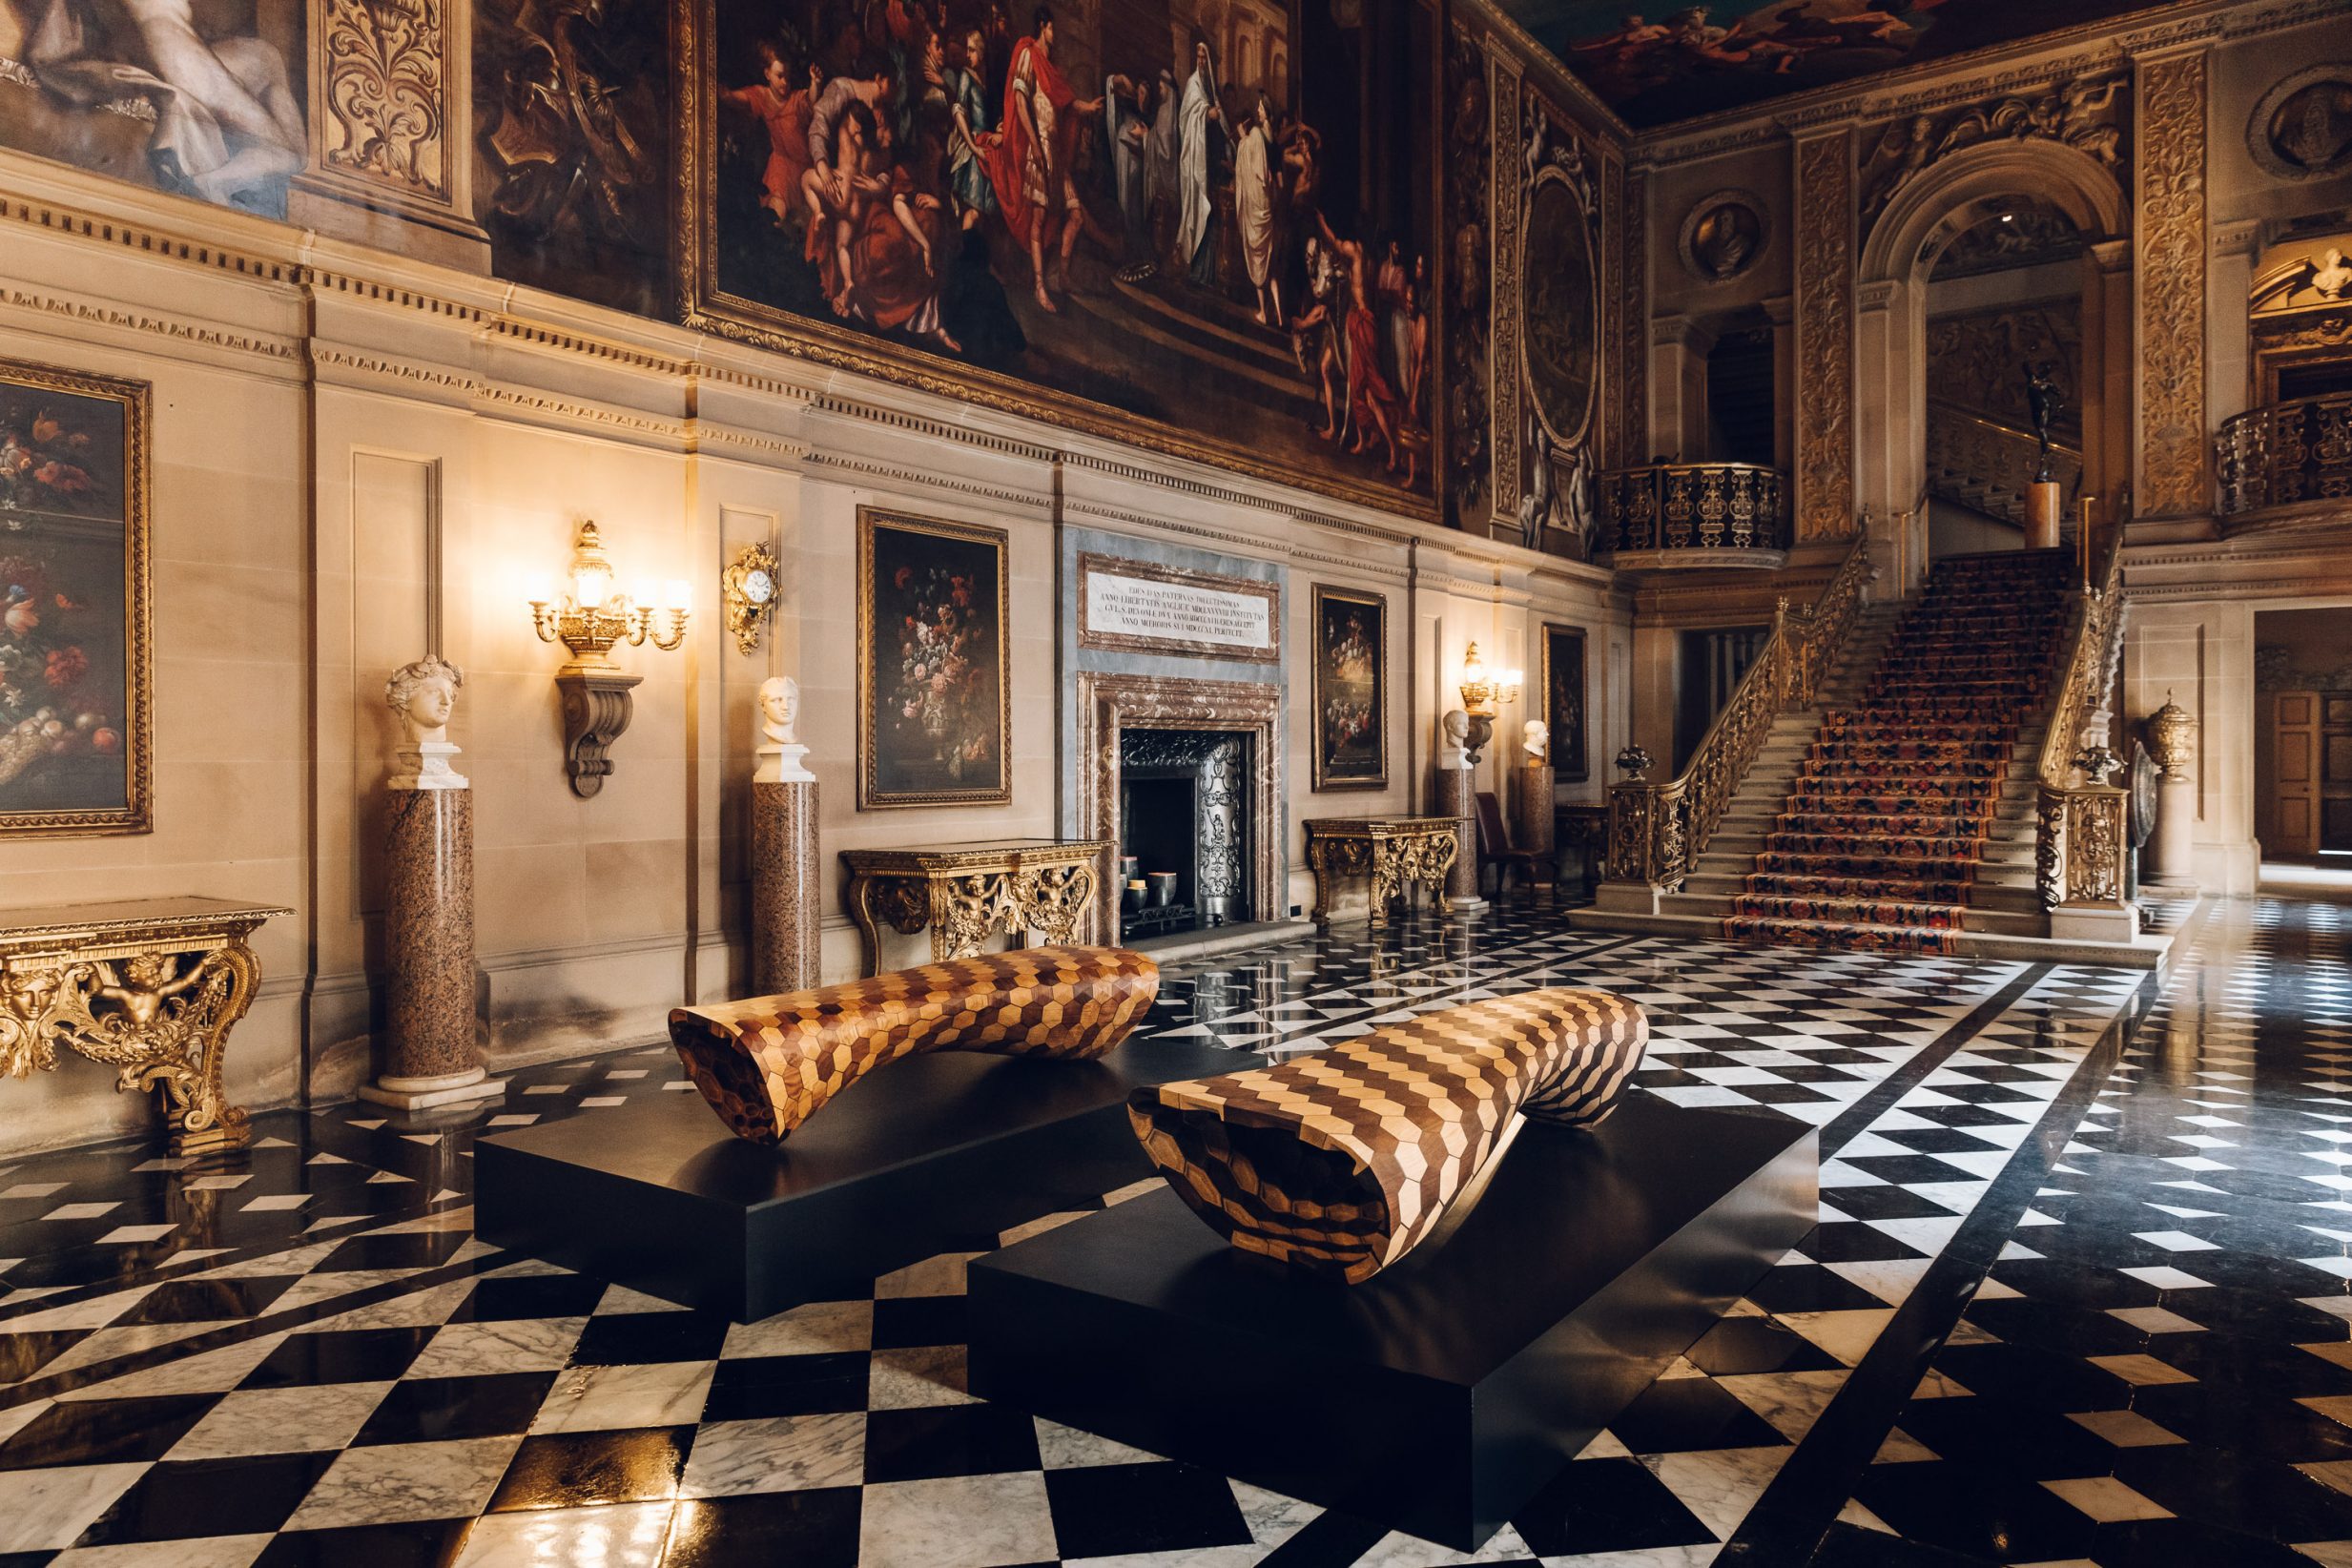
1853;140;2130;593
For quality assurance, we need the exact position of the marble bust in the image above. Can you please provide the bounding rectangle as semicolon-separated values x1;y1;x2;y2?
385;656;465;789
754;675;815;783
1522;719;1549;763
1437;709;1472;771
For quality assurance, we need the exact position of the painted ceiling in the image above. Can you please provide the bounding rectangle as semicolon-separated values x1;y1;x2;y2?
1496;0;2184;130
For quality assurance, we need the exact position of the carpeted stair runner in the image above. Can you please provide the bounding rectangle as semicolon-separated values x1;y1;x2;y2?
1723;550;2075;954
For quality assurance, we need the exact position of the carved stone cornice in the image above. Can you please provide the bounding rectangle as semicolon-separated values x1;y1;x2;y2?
1633;0;2339;166
2135;50;2211;519
1793;131;1856;543
0;286;301;368
1855;71;2129;243
1857;281;1900;310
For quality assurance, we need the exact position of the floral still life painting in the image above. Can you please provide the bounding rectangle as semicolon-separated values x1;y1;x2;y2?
857;509;1009;808
0;361;150;835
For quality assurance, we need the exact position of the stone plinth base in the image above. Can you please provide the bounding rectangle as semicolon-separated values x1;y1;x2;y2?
376;786;485;1103
1515;765;1556;885
2051;902;2138;943
969;1099;1817;1552
358;1064;505;1111
2026;482;2062;549
1432;768;1484;908
753;779;820;995
1592;880;1662;915
2147;774;2197;888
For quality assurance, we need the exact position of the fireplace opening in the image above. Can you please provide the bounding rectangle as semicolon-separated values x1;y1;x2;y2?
1118;728;1252;942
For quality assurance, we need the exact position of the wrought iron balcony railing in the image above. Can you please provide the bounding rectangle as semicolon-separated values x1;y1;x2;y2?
2217;393;2352;518
1598;462;1789;562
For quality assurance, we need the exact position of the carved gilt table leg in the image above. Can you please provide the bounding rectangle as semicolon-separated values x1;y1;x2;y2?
1307;839;1335;925
1368;838;1401;928
156;937;260;1155
845;870;886;980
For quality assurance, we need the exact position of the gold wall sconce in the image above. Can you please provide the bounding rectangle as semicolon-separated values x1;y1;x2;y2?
1457;642;1523;764
720;540;781;655
530;521;690;797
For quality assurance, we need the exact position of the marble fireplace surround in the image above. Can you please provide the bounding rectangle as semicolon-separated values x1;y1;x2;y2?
1077;673;1286;940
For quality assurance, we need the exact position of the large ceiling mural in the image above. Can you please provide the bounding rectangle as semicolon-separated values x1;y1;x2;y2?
1498;0;2182;129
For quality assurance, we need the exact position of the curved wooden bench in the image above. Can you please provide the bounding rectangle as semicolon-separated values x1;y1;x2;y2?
670;946;1162;1145
1127;988;1648;1282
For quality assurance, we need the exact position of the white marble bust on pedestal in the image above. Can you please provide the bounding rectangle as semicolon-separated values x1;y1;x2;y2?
385;656;467;790
754;675;815;783
1522;719;1549;764
1437;709;1472;772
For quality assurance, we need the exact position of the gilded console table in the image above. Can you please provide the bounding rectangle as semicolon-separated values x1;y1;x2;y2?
0;897;290;1155
1302;817;1461;927
840;839;1109;978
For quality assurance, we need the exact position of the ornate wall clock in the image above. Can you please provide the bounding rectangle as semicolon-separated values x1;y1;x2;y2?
722;541;780;655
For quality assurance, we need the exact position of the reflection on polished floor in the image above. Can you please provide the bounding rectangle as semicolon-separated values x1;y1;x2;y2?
0;892;2345;1566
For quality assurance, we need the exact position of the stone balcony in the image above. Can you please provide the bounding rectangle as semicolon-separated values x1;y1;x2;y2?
1596;461;1789;570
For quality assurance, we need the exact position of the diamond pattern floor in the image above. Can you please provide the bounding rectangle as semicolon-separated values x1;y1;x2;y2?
0;890;2328;1566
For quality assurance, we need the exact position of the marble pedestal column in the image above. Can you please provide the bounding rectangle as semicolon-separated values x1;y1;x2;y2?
1431;767;1487;913
1514;764;1556;886
361;767;500;1110
753;778;820;994
2147;774;2198;888
2026;483;2062;549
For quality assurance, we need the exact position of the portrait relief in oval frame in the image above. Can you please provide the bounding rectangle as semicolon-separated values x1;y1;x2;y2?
1678;191;1770;284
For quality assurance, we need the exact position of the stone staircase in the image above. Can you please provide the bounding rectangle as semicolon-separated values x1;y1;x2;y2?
1575;550;2169;963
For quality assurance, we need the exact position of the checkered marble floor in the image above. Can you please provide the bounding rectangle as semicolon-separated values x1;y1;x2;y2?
0;890;2310;1568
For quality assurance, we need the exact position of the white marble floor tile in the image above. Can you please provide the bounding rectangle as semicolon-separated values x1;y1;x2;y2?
719;1299;872;1359
1228;1477;1319;1549
285;1435;525;1530
167;1381;396;1460
404;1316;587;1378
1715;1369;1849;1442
53;1333;292;1402
868;1344;977;1410
449;1500;675;1568
1034;1416;1162;1469
1642;1446;1790;1540
527;1360;716;1434
677;1412;865;1497
0;1463;152;1554
856;1471;1058;1568
875;1252;982;1299
51;1535;274;1568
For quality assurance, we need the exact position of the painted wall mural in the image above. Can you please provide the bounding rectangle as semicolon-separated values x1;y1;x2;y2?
0;0;306;217
1498;0;2176;131
678;0;1443;514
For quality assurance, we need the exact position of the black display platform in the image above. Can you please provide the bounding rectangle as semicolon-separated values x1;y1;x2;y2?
966;1098;1816;1551
475;1037;1258;1321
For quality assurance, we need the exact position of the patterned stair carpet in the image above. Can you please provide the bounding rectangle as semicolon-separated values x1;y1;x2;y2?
1724;549;2076;954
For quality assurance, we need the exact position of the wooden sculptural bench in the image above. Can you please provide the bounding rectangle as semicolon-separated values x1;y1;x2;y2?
1128;988;1648;1282
669;946;1162;1145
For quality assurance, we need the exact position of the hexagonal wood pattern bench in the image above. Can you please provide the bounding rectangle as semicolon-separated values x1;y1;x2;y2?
670;946;1162;1145
1127;988;1649;1282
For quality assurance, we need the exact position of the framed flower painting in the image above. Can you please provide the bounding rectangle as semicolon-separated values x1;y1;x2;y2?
856;509;1010;809
1310;585;1387;791
0;360;151;836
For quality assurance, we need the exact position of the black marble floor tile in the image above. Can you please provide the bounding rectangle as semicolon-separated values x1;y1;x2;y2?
485;1425;692;1511
75;1452;339;1543
0;1393;217;1468
351;1372;559;1445
702;1352;871;1420
1511;1455;1720;1556
567;1310;731;1366
1040;1459;1254;1559
862;1403;1041;1484
242;1326;436;1388
250;1519;472;1567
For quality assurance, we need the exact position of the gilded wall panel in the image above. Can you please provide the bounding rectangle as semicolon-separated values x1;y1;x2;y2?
1794;129;1855;541
2136;50;2209;518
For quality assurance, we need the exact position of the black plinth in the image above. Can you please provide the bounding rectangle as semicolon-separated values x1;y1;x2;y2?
967;1098;1816;1551
475;1038;1257;1321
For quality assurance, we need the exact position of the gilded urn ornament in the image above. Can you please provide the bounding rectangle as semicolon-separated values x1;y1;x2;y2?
2146;692;2197;778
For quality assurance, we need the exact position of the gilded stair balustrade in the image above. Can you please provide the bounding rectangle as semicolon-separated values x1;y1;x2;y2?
2032;524;2129;913
1603;530;1872;891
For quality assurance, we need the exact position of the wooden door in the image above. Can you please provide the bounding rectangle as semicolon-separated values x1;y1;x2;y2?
2327;695;2352;852
2273;691;2322;859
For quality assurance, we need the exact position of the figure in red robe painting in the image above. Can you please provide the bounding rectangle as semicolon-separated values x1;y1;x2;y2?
724;40;818;226
983;6;1100;313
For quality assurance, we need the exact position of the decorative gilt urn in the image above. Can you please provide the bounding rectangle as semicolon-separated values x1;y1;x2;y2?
2146;691;2196;779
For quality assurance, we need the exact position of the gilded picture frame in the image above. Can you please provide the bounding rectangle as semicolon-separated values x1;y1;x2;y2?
0;358;153;837
856;507;1011;810
1540;623;1588;784
672;0;1445;523
1310;585;1388;792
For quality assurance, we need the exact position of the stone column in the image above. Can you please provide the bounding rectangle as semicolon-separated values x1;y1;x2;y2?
2145;693;2199;889
752;677;820;994
1432;712;1486;913
1515;763;1556;886
363;659;500;1111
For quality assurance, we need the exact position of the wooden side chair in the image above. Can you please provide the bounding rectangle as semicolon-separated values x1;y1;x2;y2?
1475;791;1549;896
